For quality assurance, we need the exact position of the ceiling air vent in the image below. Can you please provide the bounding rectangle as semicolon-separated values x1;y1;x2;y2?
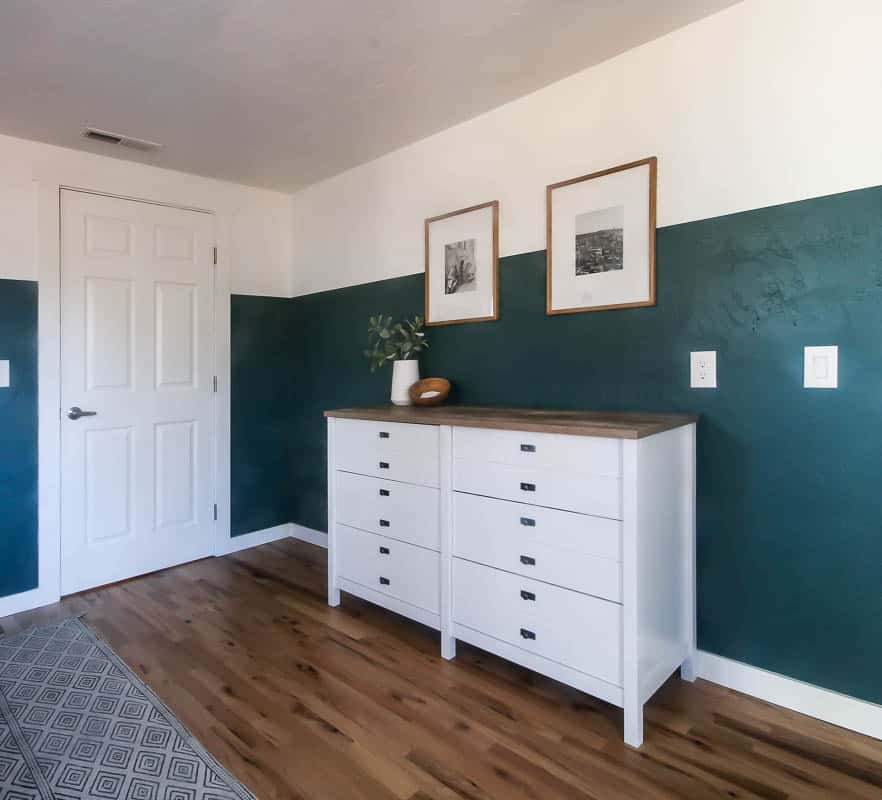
83;128;161;152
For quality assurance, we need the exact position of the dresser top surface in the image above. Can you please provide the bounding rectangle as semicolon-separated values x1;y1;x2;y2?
324;405;698;439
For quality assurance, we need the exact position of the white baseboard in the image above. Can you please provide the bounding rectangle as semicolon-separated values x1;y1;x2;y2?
696;650;882;741
290;524;328;549
215;522;327;556
215;522;294;556
0;585;60;621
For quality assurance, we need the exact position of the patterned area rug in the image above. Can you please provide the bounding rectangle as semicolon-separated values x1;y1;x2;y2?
0;617;255;800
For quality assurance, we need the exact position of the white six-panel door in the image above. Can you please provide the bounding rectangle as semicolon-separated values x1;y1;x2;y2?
60;190;216;594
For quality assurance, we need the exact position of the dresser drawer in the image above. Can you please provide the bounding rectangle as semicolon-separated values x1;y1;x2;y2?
337;472;440;551
335;419;439;487
454;459;622;519
337;525;440;613
453;558;622;686
453;493;621;601
454;427;621;477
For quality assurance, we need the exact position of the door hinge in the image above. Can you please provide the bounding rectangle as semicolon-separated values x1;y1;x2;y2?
213;246;218;265
213;504;218;521
213;376;218;393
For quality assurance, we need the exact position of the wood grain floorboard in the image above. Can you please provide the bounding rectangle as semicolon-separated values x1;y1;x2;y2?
2;538;880;800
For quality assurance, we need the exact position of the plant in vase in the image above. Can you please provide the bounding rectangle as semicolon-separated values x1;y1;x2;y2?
364;314;429;406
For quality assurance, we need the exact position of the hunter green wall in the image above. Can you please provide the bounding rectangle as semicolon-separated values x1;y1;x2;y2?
0;279;39;598
231;295;296;537
283;185;882;705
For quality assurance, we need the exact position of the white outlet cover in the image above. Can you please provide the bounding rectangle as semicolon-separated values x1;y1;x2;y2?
690;351;717;388
804;346;838;388
0;360;9;388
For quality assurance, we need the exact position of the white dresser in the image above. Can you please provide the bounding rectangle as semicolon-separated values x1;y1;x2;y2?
326;406;697;748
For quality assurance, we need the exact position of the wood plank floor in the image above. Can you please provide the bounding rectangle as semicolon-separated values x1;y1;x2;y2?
2;538;880;799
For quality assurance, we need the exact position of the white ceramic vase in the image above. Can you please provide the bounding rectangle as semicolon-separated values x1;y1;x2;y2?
390;359;419;406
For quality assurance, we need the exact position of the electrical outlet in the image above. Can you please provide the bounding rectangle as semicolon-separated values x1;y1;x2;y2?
804;345;837;388
0;360;9;388
690;351;717;389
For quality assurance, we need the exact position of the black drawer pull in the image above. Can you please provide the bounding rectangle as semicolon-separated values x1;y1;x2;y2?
520;444;536;453
520;590;536;601
379;431;390;439
379;546;390;555
519;517;535;527
379;488;390;497
520;628;536;640
520;555;536;566
379;519;390;528
379;576;390;585
520;482;536;492
379;461;390;470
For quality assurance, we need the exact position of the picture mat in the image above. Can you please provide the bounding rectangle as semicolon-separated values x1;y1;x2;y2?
550;162;650;311
428;204;495;323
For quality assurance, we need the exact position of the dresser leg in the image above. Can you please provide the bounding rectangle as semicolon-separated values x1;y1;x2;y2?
328;586;341;607
441;634;456;660
680;654;697;682
624;702;644;748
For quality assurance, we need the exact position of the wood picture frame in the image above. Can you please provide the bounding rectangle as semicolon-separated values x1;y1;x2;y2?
425;200;499;326
546;157;656;315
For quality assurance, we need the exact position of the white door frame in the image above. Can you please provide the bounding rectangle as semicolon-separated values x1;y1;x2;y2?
0;178;233;617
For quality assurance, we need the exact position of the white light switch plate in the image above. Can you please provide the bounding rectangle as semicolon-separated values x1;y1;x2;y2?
690;351;717;388
804;346;837;388
0;360;9;388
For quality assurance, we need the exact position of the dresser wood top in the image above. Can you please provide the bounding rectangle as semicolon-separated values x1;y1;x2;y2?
324;405;698;439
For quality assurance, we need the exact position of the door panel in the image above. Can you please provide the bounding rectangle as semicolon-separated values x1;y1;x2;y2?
155;420;197;528
155;282;197;389
85;278;133;390
61;190;215;594
85;427;133;542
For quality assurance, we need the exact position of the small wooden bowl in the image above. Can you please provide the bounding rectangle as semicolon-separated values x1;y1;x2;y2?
409;377;451;406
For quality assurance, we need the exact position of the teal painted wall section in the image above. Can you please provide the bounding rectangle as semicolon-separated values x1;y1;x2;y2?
231;295;296;537
286;185;882;704
0;280;39;598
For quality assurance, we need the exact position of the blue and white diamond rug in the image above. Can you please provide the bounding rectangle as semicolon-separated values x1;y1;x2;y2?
0;617;256;800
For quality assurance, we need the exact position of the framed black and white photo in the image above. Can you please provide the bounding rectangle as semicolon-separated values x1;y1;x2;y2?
547;157;656;315
425;201;498;325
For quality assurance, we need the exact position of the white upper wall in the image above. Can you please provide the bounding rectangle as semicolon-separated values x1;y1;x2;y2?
290;0;882;297
0;133;293;296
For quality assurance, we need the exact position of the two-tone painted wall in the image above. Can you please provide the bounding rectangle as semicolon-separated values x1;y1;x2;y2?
285;0;882;712
285;186;882;706
0;132;293;608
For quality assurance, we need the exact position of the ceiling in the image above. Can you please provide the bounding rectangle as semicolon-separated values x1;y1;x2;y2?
0;0;739;192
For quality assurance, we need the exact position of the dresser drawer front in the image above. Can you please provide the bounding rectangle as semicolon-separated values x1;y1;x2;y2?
337;525;440;613
453;559;622;686
337;472;440;551
454;427;621;477
454;459;622;519
453;493;621;601
335;419;439;487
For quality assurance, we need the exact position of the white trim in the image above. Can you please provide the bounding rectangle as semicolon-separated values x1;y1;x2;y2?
34;180;62;614
0;585;59;620
696;650;882;741
291;524;328;549
211;213;233;555
215;523;294;556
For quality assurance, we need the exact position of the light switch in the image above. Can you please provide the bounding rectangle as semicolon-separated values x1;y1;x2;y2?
0;360;8;388
804;346;837;389
690;351;717;388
